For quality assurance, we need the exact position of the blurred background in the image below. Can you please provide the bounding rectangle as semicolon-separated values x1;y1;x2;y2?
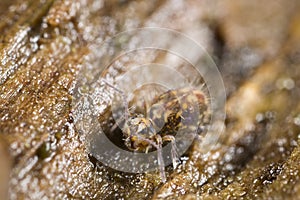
0;0;300;199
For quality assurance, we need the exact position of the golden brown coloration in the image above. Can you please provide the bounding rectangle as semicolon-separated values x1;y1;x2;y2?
102;81;210;182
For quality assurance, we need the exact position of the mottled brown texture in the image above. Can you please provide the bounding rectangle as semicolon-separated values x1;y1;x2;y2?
0;0;300;199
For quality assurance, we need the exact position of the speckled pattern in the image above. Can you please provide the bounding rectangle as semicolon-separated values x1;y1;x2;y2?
0;0;300;199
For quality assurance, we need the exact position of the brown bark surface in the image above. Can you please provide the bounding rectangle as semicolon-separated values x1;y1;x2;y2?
1;0;300;199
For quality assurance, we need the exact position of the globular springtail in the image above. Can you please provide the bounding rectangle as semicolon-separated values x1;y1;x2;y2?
102;80;210;182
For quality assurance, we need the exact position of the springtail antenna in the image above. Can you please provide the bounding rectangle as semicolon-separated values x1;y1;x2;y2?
102;79;130;122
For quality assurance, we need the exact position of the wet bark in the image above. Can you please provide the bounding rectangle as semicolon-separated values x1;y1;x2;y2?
1;0;300;199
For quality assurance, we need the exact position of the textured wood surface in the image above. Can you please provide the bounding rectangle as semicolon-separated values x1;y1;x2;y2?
1;0;300;199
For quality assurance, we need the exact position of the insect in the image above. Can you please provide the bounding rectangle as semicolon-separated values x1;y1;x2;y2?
101;80;210;182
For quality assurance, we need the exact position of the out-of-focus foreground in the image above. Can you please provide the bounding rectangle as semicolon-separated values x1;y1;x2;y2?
0;0;300;199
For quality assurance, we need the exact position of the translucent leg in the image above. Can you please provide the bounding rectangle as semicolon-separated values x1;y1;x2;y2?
133;135;166;183
157;145;166;183
162;135;179;169
155;135;166;183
